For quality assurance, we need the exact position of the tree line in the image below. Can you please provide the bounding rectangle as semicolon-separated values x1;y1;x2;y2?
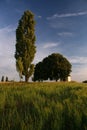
15;10;72;82
1;76;8;82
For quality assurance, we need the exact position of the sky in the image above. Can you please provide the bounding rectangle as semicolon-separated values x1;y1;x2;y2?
0;0;87;82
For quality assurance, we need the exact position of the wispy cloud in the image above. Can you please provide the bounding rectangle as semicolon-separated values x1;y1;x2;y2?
68;56;87;64
35;15;42;20
71;66;87;82
0;24;18;80
34;42;61;63
43;42;59;49
0;25;16;33
47;11;87;20
38;16;42;18
67;56;87;82
58;32;73;37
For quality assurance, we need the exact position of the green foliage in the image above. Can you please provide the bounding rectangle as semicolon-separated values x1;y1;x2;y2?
33;62;44;81
34;53;72;81
16;57;23;80
15;10;36;82
0;82;87;130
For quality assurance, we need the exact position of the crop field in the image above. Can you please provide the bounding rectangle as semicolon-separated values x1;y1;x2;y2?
0;82;87;130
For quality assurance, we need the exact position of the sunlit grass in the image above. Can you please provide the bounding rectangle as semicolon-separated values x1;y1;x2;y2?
0;82;87;130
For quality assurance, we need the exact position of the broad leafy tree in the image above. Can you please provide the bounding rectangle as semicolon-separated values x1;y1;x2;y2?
33;53;72;81
33;62;43;81
15;10;36;82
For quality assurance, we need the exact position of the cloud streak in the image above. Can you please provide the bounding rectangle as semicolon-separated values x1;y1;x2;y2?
43;42;59;49
58;32;73;37
47;11;87;19
38;16;42;18
69;56;87;64
34;42;61;63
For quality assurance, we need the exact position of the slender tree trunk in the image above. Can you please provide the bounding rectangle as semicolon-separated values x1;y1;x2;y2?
56;79;58;82
25;75;29;82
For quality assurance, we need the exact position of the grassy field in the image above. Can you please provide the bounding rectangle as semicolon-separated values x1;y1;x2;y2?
0;82;87;130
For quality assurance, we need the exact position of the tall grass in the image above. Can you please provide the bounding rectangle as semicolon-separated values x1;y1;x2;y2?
0;82;87;130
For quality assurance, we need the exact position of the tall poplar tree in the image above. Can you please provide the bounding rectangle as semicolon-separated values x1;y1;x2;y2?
15;10;36;82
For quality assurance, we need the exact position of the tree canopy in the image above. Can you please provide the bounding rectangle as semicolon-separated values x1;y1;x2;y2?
15;10;36;82
33;53;72;82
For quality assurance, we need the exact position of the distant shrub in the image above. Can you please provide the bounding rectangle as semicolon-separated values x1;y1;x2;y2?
82;80;87;83
5;76;8;82
1;76;4;82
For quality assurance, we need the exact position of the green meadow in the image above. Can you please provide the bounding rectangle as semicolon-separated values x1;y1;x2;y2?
0;82;87;130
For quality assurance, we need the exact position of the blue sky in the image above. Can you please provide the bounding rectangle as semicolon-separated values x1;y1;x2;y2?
0;0;87;81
